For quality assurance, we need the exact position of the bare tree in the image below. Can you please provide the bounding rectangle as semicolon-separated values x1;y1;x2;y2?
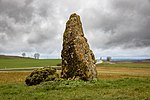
100;57;102;60
107;56;111;61
22;53;26;57
34;53;40;59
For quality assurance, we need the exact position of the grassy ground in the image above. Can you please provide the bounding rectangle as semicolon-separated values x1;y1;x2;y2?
0;78;150;100
0;58;150;99
0;65;150;100
0;58;61;68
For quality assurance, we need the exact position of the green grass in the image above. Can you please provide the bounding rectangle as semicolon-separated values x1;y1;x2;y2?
0;78;150;100
97;62;150;68
0;58;61;68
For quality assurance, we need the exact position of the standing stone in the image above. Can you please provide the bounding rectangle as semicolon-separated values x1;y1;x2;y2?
61;13;97;80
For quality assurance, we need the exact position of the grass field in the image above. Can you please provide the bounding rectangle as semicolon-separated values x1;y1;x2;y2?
97;61;150;68
0;56;150;69
0;66;150;99
0;72;30;84
1;66;150;84
0;78;150;100
0;57;150;99
0;57;61;68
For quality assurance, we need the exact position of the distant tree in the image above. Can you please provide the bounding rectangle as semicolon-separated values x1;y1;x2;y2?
107;57;111;61
37;53;40;59
100;57;102;60
34;53;40;59
22;53;26;57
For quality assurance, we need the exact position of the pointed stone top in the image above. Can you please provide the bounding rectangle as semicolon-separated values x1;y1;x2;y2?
69;13;78;18
68;13;81;22
65;13;83;36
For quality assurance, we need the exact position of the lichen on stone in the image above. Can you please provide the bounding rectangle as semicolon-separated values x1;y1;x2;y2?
25;67;59;86
61;13;97;80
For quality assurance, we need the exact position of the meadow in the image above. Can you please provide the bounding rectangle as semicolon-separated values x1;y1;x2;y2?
97;61;150;68
0;57;150;99
0;57;61;68
0;78;150;100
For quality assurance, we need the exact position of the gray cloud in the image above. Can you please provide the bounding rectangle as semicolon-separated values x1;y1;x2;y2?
82;0;150;50
0;0;150;58
0;0;34;23
106;0;150;48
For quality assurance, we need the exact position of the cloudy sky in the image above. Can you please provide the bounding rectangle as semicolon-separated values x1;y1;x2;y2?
0;0;150;58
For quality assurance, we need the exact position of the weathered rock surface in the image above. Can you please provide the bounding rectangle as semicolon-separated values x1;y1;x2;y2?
25;67;59;86
61;13;97;80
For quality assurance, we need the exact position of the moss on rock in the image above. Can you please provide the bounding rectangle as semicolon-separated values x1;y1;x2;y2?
25;67;59;86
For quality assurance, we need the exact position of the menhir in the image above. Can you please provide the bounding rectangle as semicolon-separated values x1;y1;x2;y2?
61;13;97;80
